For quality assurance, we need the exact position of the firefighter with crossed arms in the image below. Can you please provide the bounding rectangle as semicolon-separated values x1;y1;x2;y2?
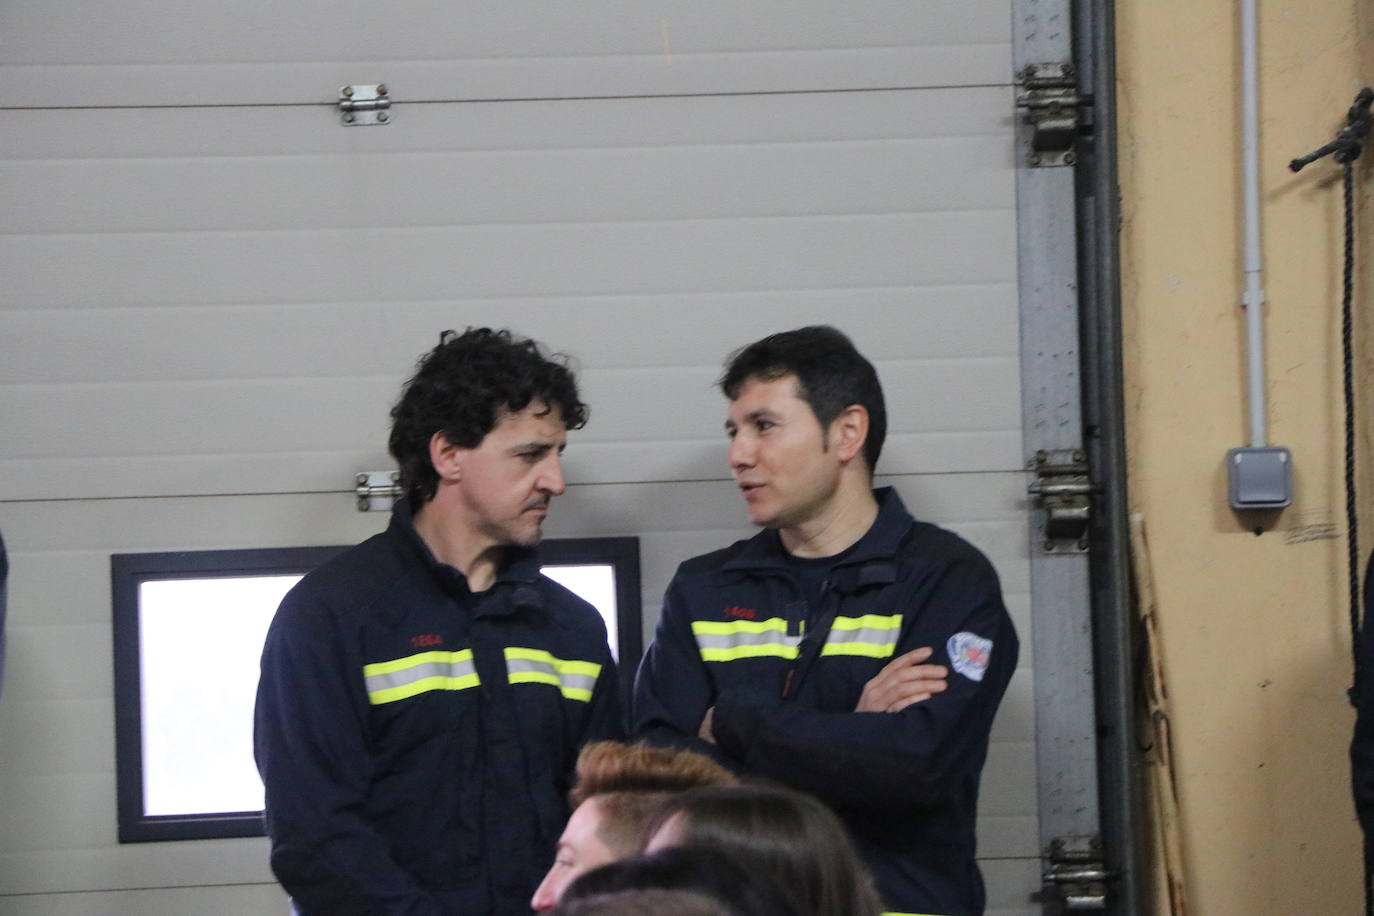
634;326;1018;916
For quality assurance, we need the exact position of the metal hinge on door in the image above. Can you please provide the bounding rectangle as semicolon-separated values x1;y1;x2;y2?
1016;62;1083;167
355;471;401;511
1043;835;1109;911
1028;448;1092;553
338;84;391;125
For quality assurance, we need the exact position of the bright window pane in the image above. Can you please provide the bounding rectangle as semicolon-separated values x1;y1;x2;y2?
140;575;302;815
541;564;619;661
136;564;619;818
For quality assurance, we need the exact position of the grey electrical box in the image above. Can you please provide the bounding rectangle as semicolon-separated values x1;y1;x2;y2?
1226;446;1293;509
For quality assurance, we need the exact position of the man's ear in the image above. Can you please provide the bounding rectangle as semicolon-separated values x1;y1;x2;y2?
428;431;462;482
830;405;870;465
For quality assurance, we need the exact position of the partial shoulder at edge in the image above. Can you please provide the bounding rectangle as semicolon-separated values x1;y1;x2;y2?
273;532;402;628
535;573;609;635
902;518;1001;581
673;533;762;579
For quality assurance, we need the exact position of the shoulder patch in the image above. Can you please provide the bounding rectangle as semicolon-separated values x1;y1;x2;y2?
947;631;993;682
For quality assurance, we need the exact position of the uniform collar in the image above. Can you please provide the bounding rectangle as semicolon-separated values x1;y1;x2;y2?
722;487;913;590
388;498;546;613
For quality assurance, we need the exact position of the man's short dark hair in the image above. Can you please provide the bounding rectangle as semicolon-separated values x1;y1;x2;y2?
720;325;886;473
388;327;588;505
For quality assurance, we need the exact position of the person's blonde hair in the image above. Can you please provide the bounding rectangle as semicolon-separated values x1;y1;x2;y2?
569;742;734;808
567;742;736;856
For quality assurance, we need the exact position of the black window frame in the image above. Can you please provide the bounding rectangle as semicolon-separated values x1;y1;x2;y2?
111;536;642;844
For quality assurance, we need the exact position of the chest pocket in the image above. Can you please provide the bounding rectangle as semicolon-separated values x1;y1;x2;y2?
503;647;602;702
691;618;802;661
820;613;903;659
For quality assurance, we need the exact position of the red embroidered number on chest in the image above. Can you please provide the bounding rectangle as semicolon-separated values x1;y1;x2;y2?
723;605;757;620
410;633;444;648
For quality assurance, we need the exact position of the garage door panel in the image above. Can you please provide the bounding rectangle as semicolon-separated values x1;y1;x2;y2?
0;628;112;705
2;89;1016;161
3;87;1017;503
984;858;1040;915
0;883;286;916
0;698;113;778
2;474;1026;549
979;739;1038;818
978;816;1039;861
990;672;1036;743
1;1;1010;107
3;356;1016;449
3;287;1018;385
2;384;1022;505
4;1;1010;66
3;214;1013;310
0;435;1025;503
5;140;1014;236
0;50;1012;109
0;830;271;896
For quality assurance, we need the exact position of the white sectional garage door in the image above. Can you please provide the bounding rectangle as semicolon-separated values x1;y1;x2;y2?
0;4;1042;914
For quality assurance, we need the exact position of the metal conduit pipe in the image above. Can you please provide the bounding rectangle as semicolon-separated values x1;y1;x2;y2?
1241;0;1267;448
1226;0;1293;513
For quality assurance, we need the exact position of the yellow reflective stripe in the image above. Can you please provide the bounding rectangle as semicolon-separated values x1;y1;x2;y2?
699;643;800;662
821;613;902;659
503;647;602;702
369;673;480;705
509;670;562;685
830;613;903;632
504;646;602;676
882;912;946;916
363;649;473;677
363;650;479;705
693;617;801;662
822;641;898;658
691;618;790;636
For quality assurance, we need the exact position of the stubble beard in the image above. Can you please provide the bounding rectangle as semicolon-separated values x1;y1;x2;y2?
478;508;547;549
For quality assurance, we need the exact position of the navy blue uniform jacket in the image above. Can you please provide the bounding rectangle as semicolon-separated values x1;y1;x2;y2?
1353;549;1374;894
255;501;622;915
632;488;1017;916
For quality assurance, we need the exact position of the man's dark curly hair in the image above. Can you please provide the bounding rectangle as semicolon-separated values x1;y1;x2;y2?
388;327;588;506
720;325;886;473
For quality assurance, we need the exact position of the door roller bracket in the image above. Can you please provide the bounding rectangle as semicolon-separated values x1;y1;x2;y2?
1016;63;1084;167
1028;448;1093;553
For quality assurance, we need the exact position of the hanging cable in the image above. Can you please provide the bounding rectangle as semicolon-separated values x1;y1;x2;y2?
1290;86;1374;916
1290;87;1372;698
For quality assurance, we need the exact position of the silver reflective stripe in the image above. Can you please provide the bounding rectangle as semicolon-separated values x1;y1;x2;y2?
691;618;802;661
504;647;601;702
363;650;480;705
821;613;903;659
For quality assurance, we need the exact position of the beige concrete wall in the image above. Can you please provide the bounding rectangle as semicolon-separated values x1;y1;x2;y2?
1117;0;1371;912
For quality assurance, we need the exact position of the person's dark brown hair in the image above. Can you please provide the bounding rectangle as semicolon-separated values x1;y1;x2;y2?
646;783;886;916
720;325;886;473
548;888;731;916
560;846;800;916
388;327;588;506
